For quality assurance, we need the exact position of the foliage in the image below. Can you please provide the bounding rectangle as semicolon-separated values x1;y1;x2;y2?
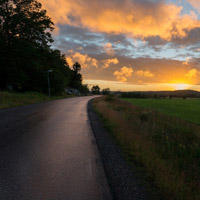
91;85;100;94
121;90;200;99
0;0;85;95
94;96;200;200
0;0;54;45
79;84;89;95
69;62;83;90
121;92;146;98
102;88;110;95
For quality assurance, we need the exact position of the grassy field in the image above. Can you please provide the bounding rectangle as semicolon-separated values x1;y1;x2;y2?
0;91;74;109
93;96;200;200
123;98;200;125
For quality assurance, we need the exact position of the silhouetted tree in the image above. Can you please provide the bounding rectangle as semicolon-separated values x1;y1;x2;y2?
79;84;89;95
0;0;76;95
0;0;54;46
102;88;110;95
70;62;82;89
0;0;54;90
92;85;100;94
73;62;81;73
121;92;146;98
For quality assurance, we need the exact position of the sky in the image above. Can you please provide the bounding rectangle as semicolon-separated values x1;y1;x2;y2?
40;0;200;91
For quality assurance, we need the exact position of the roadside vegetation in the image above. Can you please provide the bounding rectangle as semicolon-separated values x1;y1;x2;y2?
123;98;200;125
0;91;74;109
93;96;200;200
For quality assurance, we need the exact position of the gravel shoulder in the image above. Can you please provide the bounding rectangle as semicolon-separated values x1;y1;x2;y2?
88;99;164;200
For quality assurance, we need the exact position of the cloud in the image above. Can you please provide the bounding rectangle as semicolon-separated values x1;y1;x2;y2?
102;58;119;68
104;33;133;47
135;70;154;77
103;43;115;56
184;68;200;84
192;48;200;52
188;0;200;12
66;51;98;69
40;0;200;41
185;68;199;78
81;56;200;85
183;57;191;65
113;66;133;82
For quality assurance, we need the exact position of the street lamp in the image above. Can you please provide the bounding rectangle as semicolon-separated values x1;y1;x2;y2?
47;70;53;97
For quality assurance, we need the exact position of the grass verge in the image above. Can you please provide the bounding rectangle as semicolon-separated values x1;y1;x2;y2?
93;96;200;200
0;91;74;109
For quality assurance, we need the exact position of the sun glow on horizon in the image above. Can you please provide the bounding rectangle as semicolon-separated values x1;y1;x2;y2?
172;83;191;90
84;80;200;91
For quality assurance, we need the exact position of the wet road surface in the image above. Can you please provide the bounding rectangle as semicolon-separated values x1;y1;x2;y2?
0;97;112;200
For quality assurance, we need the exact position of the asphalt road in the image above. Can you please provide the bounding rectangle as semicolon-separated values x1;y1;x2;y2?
0;96;112;200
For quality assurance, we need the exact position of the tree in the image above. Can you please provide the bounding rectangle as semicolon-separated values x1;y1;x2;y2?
40;49;72;95
0;0;84;95
0;0;54;90
92;85;100;94
102;88;110;95
79;84;89;95
70;62;82;89
0;0;54;46
73;62;81;73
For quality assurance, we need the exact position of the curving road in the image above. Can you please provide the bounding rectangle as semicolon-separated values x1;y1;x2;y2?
0;96;112;200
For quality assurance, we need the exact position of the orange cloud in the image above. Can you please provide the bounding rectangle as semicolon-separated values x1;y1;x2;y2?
185;68;200;78
82;56;200;85
104;43;115;56
135;70;154;77
113;66;133;82
40;0;200;41
102;58;119;68
66;51;98;69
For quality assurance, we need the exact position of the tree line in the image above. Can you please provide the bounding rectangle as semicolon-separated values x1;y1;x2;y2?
0;0;88;95
121;90;200;99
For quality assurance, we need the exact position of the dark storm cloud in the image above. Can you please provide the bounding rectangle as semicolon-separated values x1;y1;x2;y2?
171;28;200;46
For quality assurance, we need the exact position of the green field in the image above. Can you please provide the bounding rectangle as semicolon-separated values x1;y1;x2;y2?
94;96;200;199
123;98;200;125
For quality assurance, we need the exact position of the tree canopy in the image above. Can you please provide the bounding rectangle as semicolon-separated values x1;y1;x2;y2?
91;85;100;94
0;0;87;95
0;0;54;46
102;88;110;95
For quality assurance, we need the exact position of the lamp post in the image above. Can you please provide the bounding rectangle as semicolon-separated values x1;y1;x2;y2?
47;70;53;97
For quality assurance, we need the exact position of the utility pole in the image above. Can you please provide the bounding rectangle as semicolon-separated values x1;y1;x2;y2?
47;70;53;97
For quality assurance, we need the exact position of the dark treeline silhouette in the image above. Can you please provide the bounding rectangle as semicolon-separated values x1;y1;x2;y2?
121;90;200;99
0;0;87;95
121;92;146;98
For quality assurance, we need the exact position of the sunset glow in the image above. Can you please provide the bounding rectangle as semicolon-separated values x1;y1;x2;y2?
40;0;200;91
172;84;191;90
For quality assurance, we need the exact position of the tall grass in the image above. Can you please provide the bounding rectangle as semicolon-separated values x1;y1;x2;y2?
93;96;200;200
0;91;74;109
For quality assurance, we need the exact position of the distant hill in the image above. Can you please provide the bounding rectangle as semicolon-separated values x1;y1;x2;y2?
120;90;200;98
